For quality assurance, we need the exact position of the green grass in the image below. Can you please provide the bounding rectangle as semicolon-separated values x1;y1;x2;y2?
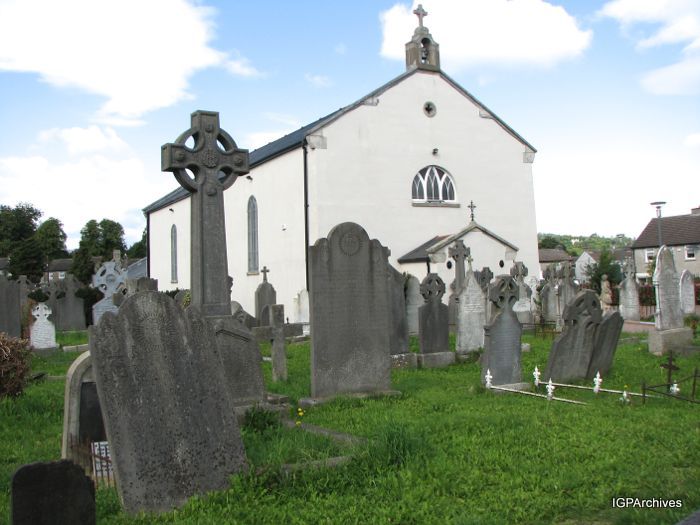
56;330;89;347
2;333;700;524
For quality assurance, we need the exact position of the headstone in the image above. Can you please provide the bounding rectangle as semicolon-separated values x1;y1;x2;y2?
474;266;493;294
162;111;266;408
90;292;248;514
680;270;695;315
540;268;559;324
618;258;640;321
293;289;310;323
525;276;540;322
558;262;580;311
587;310;624;379
61;352;106;465
60;276;86;330
11;460;95;525
91;253;126;325
174;289;189;308
270;304;287;382
29;303;57;353
388;266;409;355
231;301;257;330
448;241;469;327
418;273;454;368
481;275;523;386
455;258;485;355
255;266;276;323
405;274;422;335
545;290;602;382
307;222;392;399
0;274;21;337
510;262;533;324
649;246;693;355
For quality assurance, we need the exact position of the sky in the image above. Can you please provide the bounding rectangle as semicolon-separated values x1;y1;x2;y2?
0;0;698;251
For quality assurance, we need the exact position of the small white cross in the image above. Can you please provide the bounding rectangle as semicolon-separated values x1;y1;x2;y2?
533;366;541;387
485;369;493;389
620;390;630;404
593;371;602;394
546;379;555;400
669;383;680;395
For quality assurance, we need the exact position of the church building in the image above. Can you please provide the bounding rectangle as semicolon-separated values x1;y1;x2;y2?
144;8;540;321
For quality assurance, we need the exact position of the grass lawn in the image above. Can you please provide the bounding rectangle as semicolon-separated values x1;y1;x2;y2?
2;332;699;524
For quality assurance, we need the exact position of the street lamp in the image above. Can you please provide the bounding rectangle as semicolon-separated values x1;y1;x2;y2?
650;201;666;248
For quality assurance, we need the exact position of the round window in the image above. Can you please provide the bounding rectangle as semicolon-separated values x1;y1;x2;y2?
423;101;436;117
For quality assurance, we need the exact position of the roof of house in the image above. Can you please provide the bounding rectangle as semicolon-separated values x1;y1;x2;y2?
143;68;536;215
539;248;573;263
631;213;700;249
47;258;73;272
397;235;450;264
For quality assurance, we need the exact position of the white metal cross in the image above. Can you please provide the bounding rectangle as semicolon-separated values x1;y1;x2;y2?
546;379;555;400
593;371;602;394
485;369;493;389
533;366;541;387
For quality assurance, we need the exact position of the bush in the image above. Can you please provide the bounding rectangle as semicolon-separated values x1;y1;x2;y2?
243;406;280;434
639;284;656;306
0;332;32;399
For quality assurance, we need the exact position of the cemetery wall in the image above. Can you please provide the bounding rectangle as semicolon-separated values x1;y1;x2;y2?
306;71;540;278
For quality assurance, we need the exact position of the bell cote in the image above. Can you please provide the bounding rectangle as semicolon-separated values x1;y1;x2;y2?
405;4;440;71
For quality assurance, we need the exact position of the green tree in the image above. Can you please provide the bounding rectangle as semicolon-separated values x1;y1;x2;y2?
71;242;96;285
584;249;623;293
9;237;44;283
70;218;127;284
98;218;126;258
0;203;42;256
127;228;148;259
34;217;68;261
538;235;561;249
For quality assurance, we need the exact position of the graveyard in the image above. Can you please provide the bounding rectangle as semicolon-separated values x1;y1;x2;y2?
1;329;700;523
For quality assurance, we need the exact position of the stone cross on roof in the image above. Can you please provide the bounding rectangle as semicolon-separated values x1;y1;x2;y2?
413;4;428;27
162;110;249;317
261;266;270;283
467;200;477;222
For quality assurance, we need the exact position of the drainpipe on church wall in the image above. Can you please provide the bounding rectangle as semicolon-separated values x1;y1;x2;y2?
303;141;310;291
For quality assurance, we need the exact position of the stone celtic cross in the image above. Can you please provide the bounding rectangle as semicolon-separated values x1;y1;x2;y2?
162;111;249;317
420;273;445;302
449;240;469;292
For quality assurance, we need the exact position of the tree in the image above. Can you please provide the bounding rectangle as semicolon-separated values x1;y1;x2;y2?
98;219;126;258
71;218;127;284
538;235;561;249
71;242;97;285
127;228;148;259
0;203;42;256
584;249;623;293
9;237;44;283
34;217;68;261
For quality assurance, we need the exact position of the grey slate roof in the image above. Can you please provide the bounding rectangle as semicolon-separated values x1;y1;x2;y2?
47;258;73;272
539;248;573;263
143;68;536;216
397;235;449;263
631;213;700;249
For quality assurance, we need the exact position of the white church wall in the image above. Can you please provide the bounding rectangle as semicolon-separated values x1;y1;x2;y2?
306;71;540;279
148;195;191;291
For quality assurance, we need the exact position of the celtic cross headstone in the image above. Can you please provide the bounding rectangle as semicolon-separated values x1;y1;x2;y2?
418;273;450;357
161;111;249;317
91;254;126;325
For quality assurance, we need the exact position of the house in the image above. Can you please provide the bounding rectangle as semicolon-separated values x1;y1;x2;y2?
574;251;598;283
631;207;700;282
45;258;73;282
538;248;573;277
144;14;541;319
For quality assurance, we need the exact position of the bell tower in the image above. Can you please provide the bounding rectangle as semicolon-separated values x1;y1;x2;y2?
405;4;440;71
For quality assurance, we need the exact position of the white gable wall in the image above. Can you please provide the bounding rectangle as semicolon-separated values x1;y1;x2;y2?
149;195;191;291
307;70;539;282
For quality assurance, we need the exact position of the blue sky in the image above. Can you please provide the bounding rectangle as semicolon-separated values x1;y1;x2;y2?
0;0;698;250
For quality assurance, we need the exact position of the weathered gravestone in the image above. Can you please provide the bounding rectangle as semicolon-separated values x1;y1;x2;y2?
270;304;287;381
545;289;602;382
306;222;392;400
174;289;190;308
0;274;21;337
91;252;126;325
388;266;409;356
162;110;266;407
11;460;95;525
113;277;159;307
618;258;640;321
405;274;422;335
448;240;469;327
540;266;559;324
61;352;106;466
455;255;485;355
418;273;454;368
481;275;524;387
29;303;57;354
231;301;257;330
586;310;624;379
90;292;248;514
255;266;276;324
649;246;693;355
60;276;86;330
680;270;696;315
293;288;310;325
510;262;533;324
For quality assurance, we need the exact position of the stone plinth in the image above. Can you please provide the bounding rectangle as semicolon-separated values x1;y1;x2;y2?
648;327;694;356
390;353;418;369
418;351;455;368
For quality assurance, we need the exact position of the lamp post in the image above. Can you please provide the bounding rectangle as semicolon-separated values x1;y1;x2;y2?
650;201;666;248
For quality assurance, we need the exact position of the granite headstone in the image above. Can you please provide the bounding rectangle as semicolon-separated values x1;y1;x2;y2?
388;266;409;355
618;258;640;321
587;310;624;379
29;303;57;353
455;261;485;354
680;269;695;315
405;274;422;335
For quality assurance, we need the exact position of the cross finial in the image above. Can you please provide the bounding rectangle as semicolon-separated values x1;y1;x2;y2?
466;253;474;271
413;4;428;27
467;200;477;221
261;266;270;283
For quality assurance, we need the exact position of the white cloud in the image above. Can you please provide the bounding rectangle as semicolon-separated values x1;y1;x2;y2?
380;0;592;69
684;132;700;146
38;126;128;155
225;57;263;78
0;154;169;250
600;0;700;95
0;0;261;122
305;73;333;88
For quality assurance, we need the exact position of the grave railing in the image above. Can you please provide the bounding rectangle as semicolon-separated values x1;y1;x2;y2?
68;436;116;488
642;367;699;405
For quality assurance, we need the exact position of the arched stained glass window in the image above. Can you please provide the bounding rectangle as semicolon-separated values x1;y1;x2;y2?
411;166;457;203
170;224;178;283
247;196;259;272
